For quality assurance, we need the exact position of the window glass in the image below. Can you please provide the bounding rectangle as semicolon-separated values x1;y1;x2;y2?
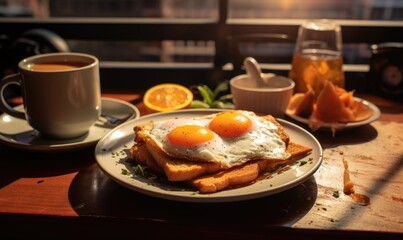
2;0;402;20
228;0;403;20
68;40;215;63
0;0;218;64
0;0;218;19
1;0;401;65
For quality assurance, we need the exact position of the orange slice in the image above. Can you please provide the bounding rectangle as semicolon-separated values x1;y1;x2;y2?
312;81;373;123
287;88;315;118
143;83;193;113
313;81;355;123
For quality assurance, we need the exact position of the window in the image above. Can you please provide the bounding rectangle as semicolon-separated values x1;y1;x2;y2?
1;0;402;90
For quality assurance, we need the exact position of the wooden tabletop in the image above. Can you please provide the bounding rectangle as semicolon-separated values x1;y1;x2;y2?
0;92;402;239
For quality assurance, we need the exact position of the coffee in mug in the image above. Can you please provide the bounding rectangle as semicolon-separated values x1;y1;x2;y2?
28;62;88;71
0;52;101;139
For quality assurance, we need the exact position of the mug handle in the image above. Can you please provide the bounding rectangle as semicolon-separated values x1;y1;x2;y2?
0;73;26;119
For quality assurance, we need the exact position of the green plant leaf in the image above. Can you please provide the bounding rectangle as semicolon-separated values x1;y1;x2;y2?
197;85;212;104
211;101;235;109
213;81;229;99
191;100;210;108
220;102;235;109
218;94;233;102
202;85;214;101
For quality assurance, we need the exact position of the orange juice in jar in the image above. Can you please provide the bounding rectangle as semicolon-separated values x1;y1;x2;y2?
289;49;345;95
289;20;345;96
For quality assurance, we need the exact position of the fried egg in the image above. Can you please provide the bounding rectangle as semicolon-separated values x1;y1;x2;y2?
144;111;290;168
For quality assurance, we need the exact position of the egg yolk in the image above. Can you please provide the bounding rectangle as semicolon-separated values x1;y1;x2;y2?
209;111;252;138
167;125;215;147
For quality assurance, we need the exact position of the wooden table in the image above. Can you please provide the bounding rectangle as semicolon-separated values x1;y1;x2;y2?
0;92;402;239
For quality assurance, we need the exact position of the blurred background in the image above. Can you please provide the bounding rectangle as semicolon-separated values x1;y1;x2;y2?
1;0;402;65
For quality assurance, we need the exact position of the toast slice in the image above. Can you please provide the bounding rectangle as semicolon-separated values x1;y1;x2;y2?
130;115;290;181
129;113;312;193
130;136;224;181
190;142;312;193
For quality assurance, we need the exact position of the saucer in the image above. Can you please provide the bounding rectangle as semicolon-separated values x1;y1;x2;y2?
0;97;140;152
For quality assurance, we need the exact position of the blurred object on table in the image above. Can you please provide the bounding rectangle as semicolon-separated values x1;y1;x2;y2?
0;28;70;78
369;42;403;102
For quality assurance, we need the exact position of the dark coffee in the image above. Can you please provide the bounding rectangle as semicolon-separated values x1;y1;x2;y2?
29;62;87;71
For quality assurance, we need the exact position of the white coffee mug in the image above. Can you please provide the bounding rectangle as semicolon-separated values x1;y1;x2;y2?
0;52;101;139
230;73;295;117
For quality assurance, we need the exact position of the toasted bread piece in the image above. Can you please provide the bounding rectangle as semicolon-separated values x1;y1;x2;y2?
130;142;164;175
191;161;261;193
129;113;311;193
145;137;223;181
130;123;224;181
130;114;289;181
263;115;290;146
191;142;312;193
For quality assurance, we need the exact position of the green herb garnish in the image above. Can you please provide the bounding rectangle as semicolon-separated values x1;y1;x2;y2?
121;168;131;176
134;164;146;176
191;81;234;109
272;163;287;172
131;164;159;180
333;190;340;198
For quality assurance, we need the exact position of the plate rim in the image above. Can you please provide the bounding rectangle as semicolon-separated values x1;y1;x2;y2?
285;97;381;129
0;97;140;151
95;109;323;203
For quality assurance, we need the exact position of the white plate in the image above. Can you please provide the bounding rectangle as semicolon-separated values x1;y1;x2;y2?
95;109;323;203
286;97;381;131
0;97;140;151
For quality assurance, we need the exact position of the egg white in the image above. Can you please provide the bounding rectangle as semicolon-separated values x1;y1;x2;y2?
144;111;290;168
